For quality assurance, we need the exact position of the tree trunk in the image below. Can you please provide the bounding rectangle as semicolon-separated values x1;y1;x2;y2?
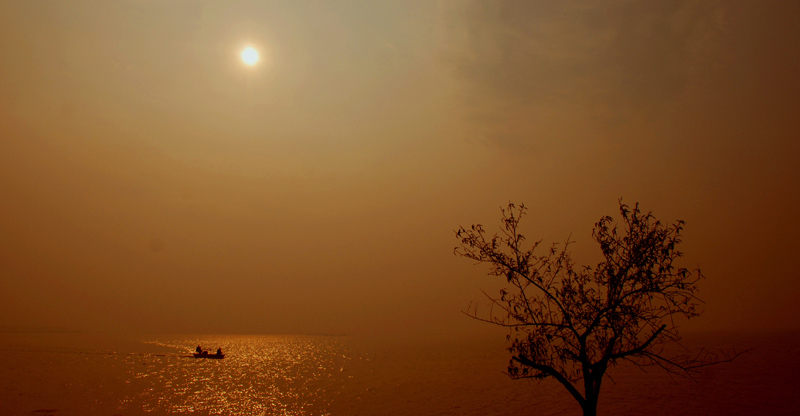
581;401;597;416
580;391;599;416
581;371;602;416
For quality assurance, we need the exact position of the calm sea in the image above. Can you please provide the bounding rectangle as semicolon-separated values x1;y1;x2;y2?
0;331;797;416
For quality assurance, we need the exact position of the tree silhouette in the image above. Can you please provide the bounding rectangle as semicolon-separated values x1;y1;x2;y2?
455;201;736;416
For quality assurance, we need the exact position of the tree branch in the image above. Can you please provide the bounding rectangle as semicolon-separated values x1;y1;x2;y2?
513;355;585;407
608;324;666;360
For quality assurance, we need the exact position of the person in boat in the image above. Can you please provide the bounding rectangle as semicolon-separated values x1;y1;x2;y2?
215;347;223;356
196;345;203;354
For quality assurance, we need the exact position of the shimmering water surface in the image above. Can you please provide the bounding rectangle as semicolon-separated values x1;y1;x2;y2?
1;331;798;416
128;336;353;415
0;334;358;416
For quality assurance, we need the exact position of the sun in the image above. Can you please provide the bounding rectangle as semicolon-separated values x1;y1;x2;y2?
241;46;259;66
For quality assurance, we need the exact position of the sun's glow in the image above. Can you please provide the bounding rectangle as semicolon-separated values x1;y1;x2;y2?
241;47;259;66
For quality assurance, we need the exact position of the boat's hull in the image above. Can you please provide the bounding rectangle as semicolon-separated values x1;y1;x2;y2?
193;353;225;359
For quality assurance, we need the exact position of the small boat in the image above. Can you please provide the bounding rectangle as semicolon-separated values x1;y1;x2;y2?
193;352;225;359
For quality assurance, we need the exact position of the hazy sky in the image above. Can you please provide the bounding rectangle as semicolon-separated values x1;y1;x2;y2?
1;1;798;335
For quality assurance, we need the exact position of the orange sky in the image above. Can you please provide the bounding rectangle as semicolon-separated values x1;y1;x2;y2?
1;1;798;335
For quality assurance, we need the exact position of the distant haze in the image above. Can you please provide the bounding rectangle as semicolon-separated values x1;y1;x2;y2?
1;1;798;335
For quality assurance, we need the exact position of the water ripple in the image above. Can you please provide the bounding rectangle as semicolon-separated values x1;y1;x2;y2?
126;335;352;415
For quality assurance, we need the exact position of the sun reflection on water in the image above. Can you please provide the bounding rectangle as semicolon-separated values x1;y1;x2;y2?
126;335;352;415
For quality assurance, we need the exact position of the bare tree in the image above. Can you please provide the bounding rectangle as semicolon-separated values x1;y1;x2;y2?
455;201;736;416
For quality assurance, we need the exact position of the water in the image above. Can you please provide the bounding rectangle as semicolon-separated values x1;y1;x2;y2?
129;335;353;415
0;331;798;416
